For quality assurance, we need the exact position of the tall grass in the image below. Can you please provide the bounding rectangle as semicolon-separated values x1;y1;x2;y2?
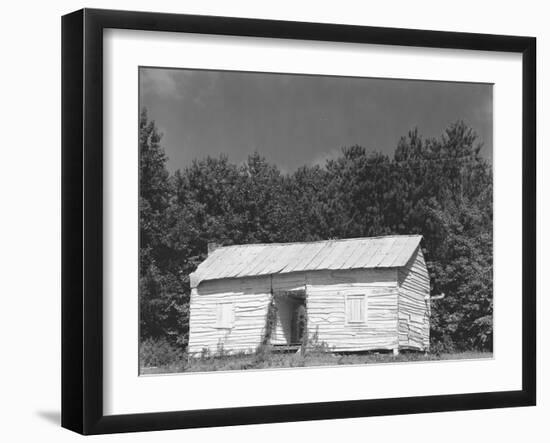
140;345;492;375
139;337;186;368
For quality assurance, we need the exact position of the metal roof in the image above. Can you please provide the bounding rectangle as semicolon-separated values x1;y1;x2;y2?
190;235;422;287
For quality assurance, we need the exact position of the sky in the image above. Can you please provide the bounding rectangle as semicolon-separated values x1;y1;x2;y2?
139;67;492;174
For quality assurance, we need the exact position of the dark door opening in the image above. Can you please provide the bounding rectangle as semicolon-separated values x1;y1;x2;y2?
274;290;307;345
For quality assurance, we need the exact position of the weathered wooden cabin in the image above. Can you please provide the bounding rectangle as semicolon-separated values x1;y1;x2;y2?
188;235;431;356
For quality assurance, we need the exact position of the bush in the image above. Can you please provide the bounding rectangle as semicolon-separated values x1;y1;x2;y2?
307;327;333;354
429;335;456;355
140;337;186;367
254;344;273;364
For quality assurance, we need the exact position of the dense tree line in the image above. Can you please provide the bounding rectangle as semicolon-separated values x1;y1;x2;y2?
139;109;493;353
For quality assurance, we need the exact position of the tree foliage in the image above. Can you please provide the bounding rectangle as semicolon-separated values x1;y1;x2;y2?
139;111;493;353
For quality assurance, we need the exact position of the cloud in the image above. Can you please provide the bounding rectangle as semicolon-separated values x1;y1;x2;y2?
191;73;217;106
140;68;222;109
140;69;187;99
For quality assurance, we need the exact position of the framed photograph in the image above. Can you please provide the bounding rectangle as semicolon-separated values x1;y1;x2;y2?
61;8;536;435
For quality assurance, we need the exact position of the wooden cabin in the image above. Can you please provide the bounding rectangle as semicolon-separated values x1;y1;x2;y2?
188;235;431;356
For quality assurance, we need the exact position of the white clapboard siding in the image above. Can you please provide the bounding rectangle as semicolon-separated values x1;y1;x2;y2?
398;247;431;350
187;276;272;355
189;268;401;354
269;268;399;350
306;269;399;351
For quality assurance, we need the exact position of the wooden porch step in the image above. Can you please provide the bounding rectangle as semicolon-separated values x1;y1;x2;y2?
271;344;302;352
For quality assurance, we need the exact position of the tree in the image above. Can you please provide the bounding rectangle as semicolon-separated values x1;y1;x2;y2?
139;109;185;343
393;122;493;351
139;112;493;353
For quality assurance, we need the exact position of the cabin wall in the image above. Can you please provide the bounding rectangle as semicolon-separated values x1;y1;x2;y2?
398;247;431;350
188;267;402;355
243;268;400;351
187;276;271;355
305;268;399;352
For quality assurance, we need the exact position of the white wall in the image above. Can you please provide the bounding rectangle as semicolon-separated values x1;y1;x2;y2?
0;1;546;442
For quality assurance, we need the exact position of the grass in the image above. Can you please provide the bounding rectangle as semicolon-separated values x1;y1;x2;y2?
140;349;492;375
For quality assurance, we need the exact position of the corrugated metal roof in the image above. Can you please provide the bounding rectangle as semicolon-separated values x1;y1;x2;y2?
190;235;422;287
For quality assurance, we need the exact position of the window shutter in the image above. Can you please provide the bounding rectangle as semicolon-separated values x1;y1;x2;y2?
216;303;234;328
346;295;366;323
352;297;363;322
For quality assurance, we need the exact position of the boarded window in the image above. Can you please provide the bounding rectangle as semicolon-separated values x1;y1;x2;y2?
215;303;234;328
346;295;366;324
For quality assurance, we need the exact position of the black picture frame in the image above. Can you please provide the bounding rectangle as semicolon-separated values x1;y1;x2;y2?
61;8;536;435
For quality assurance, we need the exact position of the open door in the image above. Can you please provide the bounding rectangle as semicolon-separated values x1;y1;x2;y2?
272;290;307;345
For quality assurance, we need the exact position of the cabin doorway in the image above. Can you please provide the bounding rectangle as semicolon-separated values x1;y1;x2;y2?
273;290;307;345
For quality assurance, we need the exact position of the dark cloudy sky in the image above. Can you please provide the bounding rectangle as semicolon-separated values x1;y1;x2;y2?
139;67;492;173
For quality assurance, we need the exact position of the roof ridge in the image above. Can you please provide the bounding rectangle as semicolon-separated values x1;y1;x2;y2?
217;234;422;249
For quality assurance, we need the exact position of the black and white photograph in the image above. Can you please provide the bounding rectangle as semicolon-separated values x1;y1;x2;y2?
138;67;494;374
